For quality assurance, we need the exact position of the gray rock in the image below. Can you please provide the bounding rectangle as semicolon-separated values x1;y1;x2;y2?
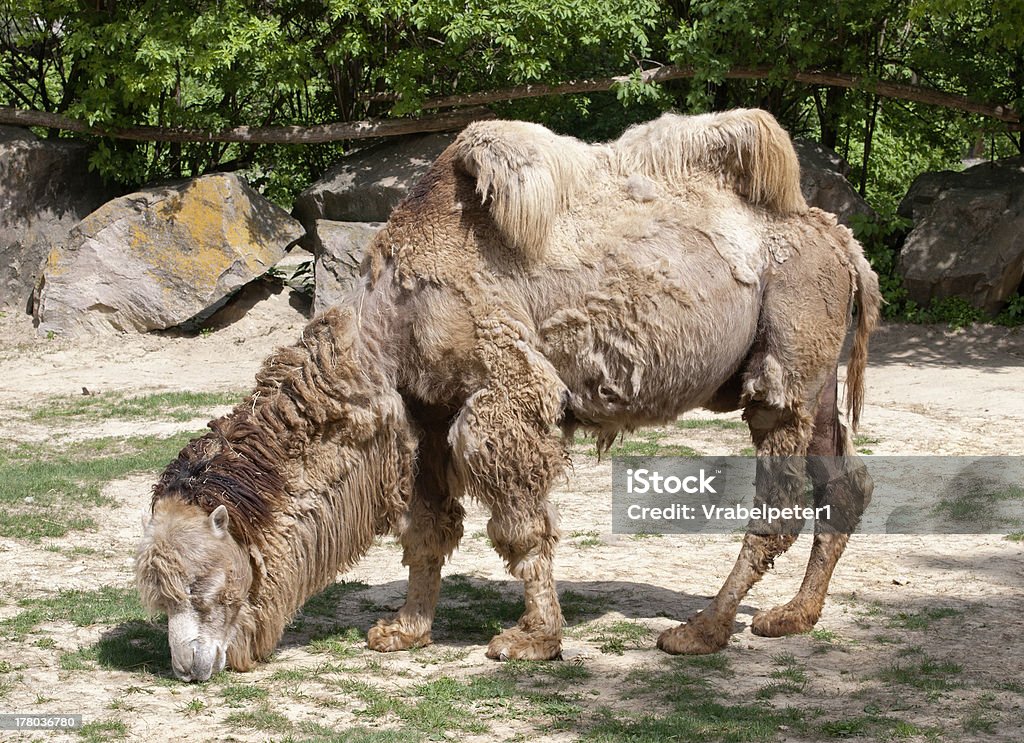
310;220;382;315
293;133;454;245
898;157;1024;314
35;173;304;335
0;129;117;311
793;139;875;225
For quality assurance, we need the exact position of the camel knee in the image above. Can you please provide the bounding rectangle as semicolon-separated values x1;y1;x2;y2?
812;434;874;533
745;402;813;454
487;502;560;581
397;496;465;566
742;532;800;571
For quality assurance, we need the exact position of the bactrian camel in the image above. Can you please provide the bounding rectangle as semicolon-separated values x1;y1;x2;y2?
135;108;880;681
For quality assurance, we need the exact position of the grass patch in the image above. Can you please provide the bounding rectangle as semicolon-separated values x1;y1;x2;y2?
878;655;963;692
570;529;603;548
284;724;420;743
435;574;525;642
683;653;734;676
0;431;202;540
887;607;961;630
338;670;588;737
299;580;370;618
808;627;840;643
852;434;881;454
500;658;593;684
962;709;999;734
94;621;172;674
1006;531;1024;542
0;586;144;640
30;390;243;423
179;697;207;715
59;645;98;670
588;620;651;655
221;683;270;706
78;718;128;742
560;590;608;623
757;653;807;698
307;626;365;659
819;714;934;740
932;483;1024;530
605;435;700;458
587;665;807;741
225;704;294;733
432;577;606;646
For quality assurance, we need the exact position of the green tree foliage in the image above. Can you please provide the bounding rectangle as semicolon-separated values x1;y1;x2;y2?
0;0;1019;216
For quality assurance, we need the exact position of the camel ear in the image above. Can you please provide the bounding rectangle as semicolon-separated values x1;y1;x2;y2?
209;505;229;537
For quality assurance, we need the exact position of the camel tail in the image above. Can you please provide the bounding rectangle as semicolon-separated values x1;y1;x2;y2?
844;240;881;431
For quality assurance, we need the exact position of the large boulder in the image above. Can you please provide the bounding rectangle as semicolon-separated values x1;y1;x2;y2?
310;220;382;315
897;157;1024;314
793;139;874;225
292;133;454;246
35;173;304;335
0;128;117;311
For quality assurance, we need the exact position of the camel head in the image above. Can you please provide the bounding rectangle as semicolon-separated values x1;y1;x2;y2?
135;498;255;681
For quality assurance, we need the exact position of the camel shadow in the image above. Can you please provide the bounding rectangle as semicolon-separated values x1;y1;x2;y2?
276;575;752;651
94;577;747;680
93;619;173;677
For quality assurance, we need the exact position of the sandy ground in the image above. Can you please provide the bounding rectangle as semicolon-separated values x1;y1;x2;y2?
0;288;1022;742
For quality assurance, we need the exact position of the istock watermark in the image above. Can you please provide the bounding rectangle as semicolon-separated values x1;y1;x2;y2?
612;456;1024;535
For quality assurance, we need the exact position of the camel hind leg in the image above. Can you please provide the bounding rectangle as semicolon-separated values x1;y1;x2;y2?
660;234;854;654
658;393;818;654
368;406;465;652
751;370;873;637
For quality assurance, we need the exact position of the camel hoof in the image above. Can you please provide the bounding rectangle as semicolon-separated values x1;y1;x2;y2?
751;604;817;637
486;626;562;661
367;619;431;653
657;616;730;655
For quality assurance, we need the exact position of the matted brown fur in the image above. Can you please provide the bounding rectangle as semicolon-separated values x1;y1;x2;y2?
138;108;882;674
137;307;417;670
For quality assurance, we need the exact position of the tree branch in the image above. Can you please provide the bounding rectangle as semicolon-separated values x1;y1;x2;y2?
0;106;496;143
365;65;1020;126
1;63;1018;143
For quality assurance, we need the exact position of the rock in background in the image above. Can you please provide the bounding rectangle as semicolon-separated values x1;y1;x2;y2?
793;139;875;225
292;132;453;245
294;133;452;312
0;127;117;312
35;173;304;335
310;220;382;315
898;157;1024;314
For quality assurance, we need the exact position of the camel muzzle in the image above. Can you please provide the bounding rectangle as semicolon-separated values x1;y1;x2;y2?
170;638;226;682
167;611;226;682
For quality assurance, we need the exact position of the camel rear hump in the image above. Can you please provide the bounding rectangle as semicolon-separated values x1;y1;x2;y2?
614;109;808;215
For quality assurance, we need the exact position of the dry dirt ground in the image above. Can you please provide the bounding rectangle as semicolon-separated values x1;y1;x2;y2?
0;286;1021;742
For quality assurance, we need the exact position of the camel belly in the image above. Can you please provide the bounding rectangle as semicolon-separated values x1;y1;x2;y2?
534;248;761;429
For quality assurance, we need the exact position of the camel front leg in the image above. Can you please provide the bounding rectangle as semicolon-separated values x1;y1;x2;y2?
659;403;812;654
484;502;563;660
447;318;569;660
369;416;465;652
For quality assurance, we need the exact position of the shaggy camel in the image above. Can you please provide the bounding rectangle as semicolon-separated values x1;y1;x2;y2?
136;109;880;681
